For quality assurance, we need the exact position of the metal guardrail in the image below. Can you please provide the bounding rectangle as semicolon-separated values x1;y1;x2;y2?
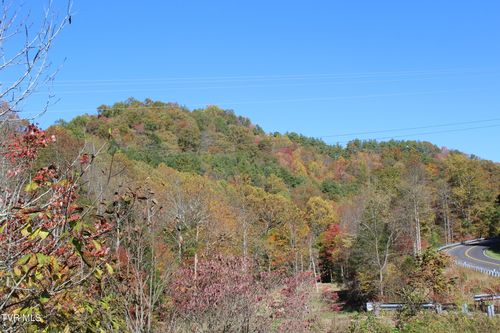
366;294;499;317
437;241;463;252
474;294;500;301
455;260;500;277
366;303;437;311
436;238;486;252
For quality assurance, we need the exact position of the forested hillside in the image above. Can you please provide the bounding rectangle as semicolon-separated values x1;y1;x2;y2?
1;98;499;331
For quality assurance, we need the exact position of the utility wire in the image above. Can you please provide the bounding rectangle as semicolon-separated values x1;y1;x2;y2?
21;86;498;116
27;72;500;95
62;122;499;152
334;124;500;144
17;109;500;145
320;118;500;138
5;67;498;87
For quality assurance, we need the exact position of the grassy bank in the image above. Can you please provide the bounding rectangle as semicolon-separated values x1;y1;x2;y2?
484;244;500;260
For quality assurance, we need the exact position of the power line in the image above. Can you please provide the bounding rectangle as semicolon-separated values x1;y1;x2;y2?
20;86;498;116
319;118;500;138
1;122;497;155
14;101;500;149
38;68;494;83
334;124;500;144
26;72;500;95
6;67;498;87
8;112;498;153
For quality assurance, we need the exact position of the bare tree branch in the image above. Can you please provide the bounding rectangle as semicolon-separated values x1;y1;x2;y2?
0;0;72;122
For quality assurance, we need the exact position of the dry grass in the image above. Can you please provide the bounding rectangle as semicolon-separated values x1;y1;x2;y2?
446;264;500;304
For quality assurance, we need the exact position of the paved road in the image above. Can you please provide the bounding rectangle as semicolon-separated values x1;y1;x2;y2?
446;239;500;272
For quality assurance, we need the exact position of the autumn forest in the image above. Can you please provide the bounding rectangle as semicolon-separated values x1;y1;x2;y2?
1;99;499;332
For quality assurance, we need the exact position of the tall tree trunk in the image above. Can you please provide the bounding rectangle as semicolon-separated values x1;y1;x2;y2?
379;268;384;297
289;224;298;273
309;236;319;292
177;229;183;261
413;199;422;257
443;196;452;244
194;225;199;279
243;219;248;270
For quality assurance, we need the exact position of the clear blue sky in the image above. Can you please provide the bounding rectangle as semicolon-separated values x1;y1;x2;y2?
20;0;500;161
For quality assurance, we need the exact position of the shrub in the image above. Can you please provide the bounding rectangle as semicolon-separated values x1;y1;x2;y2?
169;256;318;333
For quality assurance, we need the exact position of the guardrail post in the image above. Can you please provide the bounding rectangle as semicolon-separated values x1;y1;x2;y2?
374;302;380;317
461;303;469;314
486;304;495;318
435;303;443;314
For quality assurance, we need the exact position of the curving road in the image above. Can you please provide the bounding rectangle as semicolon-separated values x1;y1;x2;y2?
445;239;500;273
